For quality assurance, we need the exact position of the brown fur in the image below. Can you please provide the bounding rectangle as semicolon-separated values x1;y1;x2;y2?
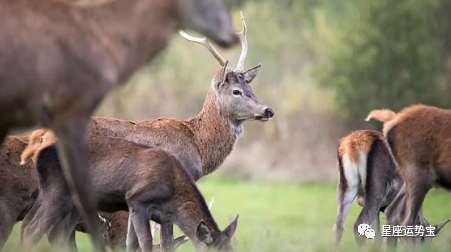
87;62;273;181
0;0;238;248
365;109;397;123
335;130;403;246
335;129;449;247
19;129;186;251
21;59;272;249
367;104;451;246
22;27;270;249
0;136;38;250
0;135;137;250
20;136;239;252
20;129;57;165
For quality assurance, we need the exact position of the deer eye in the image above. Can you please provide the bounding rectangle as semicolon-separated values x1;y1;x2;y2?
232;89;242;96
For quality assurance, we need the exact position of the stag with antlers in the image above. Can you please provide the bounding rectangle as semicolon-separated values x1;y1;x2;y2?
0;0;238;249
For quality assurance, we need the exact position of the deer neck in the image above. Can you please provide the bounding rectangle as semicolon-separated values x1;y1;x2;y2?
174;184;221;245
83;0;177;83
188;88;239;177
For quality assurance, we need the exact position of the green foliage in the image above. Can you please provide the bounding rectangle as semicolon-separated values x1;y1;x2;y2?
316;0;451;127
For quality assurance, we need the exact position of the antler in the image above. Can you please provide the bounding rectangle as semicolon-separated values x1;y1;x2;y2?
235;11;248;71
178;30;227;66
179;11;248;71
208;196;215;210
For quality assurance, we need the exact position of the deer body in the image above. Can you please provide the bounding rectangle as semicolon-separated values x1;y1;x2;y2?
0;0;237;248
88;88;240;180
21;136;239;252
334;129;449;247
0;135;134;250
367;105;451;246
334;130;402;246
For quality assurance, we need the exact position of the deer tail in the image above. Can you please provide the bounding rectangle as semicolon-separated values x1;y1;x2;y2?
20;147;36;165
365;109;396;122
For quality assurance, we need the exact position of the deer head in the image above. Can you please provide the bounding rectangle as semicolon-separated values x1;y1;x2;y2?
195;215;239;251
180;12;274;130
175;0;239;47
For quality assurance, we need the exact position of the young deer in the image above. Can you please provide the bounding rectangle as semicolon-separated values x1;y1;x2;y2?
0;0;238;248
18;129;188;251
366;105;451;246
20;136;239;252
0;135;143;250
27;12;272;250
334;130;448;247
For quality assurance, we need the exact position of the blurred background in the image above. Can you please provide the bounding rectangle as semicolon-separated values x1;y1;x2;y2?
95;0;451;184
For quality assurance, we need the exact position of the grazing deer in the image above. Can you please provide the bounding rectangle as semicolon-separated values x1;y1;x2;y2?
333;130;448;247
366;105;451;246
0;0;238;248
17;129;188;251
25;12;272;250
0;135;139;250
21;136;239;252
0;135;166;250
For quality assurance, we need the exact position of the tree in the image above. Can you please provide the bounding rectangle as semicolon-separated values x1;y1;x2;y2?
316;0;451;128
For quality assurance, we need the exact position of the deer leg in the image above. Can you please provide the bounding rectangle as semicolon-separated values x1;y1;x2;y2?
160;223;174;251
354;200;383;247
126;211;140;252
22;186;73;248
128;204;153;252
333;159;358;244
0;205;16;250
384;184;408;248
354;163;387;246
20;193;43;245
51;119;104;252
68;230;77;252
20;201;53;246
371;212;382;244
401;166;435;247
20;192;53;247
47;209;80;251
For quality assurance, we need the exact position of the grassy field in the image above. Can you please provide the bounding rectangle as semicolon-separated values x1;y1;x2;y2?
3;176;451;252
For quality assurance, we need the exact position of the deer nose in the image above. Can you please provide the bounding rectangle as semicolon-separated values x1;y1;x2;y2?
265;108;274;118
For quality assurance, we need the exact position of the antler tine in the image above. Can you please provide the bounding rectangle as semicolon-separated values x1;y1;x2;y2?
235;11;248;71
178;30;227;66
208;196;215;210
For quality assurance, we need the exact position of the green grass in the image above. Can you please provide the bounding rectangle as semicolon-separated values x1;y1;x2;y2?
4;177;451;252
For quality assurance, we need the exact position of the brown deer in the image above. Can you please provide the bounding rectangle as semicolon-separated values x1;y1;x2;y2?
0;135;133;250
0;134;181;250
25;12;272;250
366;105;451;246
0;0;239;248
20;136;239;252
334;130;449;247
17;129;188;251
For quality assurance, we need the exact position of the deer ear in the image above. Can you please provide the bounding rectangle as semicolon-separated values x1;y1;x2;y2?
214;61;229;90
196;221;214;245
434;219;450;235
223;215;239;238
243;64;261;84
